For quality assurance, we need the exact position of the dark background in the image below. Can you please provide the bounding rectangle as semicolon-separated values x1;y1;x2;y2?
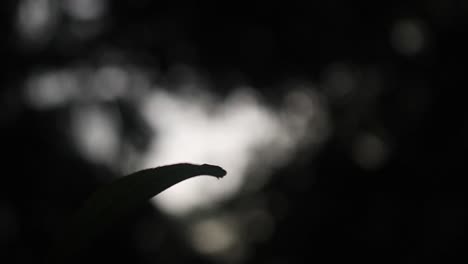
1;1;467;263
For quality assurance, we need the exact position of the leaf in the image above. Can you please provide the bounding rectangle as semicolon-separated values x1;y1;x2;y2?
50;163;226;262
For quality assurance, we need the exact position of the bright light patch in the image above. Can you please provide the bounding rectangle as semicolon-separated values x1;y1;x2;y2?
25;71;78;109
140;86;326;216
23;65;133;109
70;105;120;166
92;65;129;101
63;0;107;21
17;0;57;43
190;217;239;255
21;64;328;219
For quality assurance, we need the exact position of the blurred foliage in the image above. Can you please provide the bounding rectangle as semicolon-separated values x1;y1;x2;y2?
1;1;467;264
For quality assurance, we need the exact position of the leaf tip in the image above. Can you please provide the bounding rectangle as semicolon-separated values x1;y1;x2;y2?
200;163;227;179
